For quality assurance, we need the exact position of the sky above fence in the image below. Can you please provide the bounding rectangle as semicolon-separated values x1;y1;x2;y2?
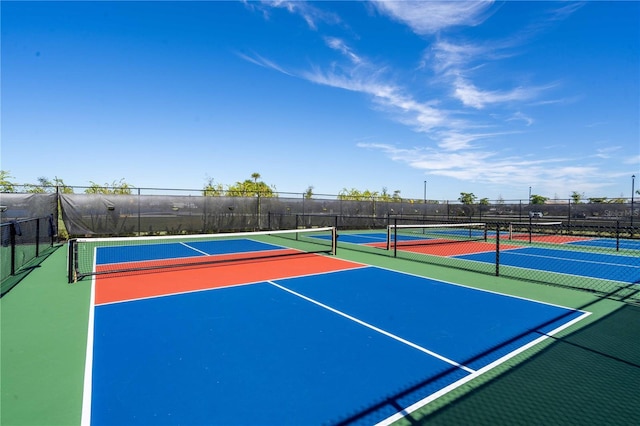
2;1;639;201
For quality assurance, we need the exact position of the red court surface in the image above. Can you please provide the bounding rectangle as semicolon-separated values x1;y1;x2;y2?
94;254;363;305
509;235;594;243
385;240;522;257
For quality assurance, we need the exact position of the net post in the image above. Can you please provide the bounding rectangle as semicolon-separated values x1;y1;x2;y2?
67;239;77;283
331;227;337;255
393;218;398;258
386;225;391;251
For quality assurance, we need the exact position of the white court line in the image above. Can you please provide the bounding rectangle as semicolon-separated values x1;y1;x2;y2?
80;250;98;426
179;241;210;256
268;280;476;374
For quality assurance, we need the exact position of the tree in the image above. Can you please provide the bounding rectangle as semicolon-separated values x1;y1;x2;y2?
0;170;16;192
251;172;261;185
337;188;380;201
530;194;548;205
338;188;362;201
458;192;477;205
22;176;73;193
457;192;477;217
588;197;607;203
226;174;276;197
54;177;74;194
570;191;583;204
85;179;134;195
24;176;58;193
304;186;314;200
203;178;223;196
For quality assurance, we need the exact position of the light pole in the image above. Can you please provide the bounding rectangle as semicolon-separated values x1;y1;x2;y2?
632;175;636;226
529;186;532;204
423;180;427;217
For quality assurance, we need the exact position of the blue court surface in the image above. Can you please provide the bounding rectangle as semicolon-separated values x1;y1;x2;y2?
568;237;640;250
95;239;287;264
457;246;640;284
333;231;493;246
86;266;588;425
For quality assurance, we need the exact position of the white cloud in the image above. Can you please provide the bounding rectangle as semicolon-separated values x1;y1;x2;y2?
242;1;618;197
453;77;544;109
506;112;534;126
300;65;449;134
324;37;362;64
372;0;495;35
623;155;640;166
593;146;621;159
235;51;294;76
357;141;612;195
248;0;340;30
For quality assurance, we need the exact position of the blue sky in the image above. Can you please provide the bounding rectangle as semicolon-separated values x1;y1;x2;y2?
2;1;639;201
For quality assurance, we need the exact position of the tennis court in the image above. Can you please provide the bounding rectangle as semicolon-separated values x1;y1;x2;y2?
78;228;589;425
457;246;639;284
336;226;640;285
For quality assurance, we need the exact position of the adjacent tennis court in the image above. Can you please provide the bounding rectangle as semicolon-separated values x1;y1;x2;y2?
336;226;640;285
80;229;589;425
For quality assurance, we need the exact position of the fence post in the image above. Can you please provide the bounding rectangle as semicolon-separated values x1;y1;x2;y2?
9;222;16;276
35;217;40;257
495;222;500;276
137;188;141;236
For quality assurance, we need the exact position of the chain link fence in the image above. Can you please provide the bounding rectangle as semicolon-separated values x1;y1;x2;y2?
1;186;637;236
1;187;637;302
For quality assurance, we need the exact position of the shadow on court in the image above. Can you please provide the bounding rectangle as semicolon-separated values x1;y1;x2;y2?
415;304;640;426
331;281;640;426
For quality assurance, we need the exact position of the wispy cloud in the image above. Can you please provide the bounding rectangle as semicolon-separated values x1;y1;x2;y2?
245;0;340;30
235;51;294;76
371;0;496;35
452;77;551;109
241;1;614;195
505;112;534;126
356;141;608;193
623;155;640;166
298;63;449;134
593;146;621;159
324;37;362;64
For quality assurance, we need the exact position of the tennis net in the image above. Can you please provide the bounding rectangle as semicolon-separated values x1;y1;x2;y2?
386;222;488;251
67;227;337;282
508;221;563;243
